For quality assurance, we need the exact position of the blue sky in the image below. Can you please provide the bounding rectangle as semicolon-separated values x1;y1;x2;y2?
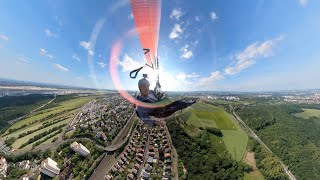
0;0;320;91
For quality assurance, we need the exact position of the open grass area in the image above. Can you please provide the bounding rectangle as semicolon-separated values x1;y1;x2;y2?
24;130;61;149
192;102;222;111
3;113;69;139
4;97;92;131
198;118;218;128
3;96;93;149
11;118;69;149
180;111;191;121
187;103;237;130
179;102;248;161
192;110;216;119
44;133;61;143
212;112;237;130
222;130;248;161
294;108;320;119
208;133;226;154
244;170;264;180
183;111;204;127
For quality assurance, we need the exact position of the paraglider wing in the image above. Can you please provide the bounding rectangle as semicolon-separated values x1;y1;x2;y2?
130;0;162;68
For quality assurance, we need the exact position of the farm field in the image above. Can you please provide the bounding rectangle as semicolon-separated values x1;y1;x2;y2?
294;108;320;119
5;96;92;131
3;112;70;140
1;96;93;149
180;102;248;161
11;118;68;149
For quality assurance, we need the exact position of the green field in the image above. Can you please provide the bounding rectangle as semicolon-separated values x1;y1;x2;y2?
2;96;93;149
24;130;62;149
11;118;69;149
180;102;248;161
208;133;226;154
294;108;320;119
3;113;69;139
244;170;264;180
222;130;248;161
5;97;92;131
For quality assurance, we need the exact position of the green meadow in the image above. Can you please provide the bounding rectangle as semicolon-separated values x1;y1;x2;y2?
179;102;248;161
294;108;320;119
2;96;93;149
244;170;264;180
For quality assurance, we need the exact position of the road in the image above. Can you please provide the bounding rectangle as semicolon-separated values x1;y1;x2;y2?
69;100;95;127
231;106;297;180
104;112;136;151
89;112;136;180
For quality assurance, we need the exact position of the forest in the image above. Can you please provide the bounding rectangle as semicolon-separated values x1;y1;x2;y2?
0;94;54;133
236;104;320;180
167;117;245;180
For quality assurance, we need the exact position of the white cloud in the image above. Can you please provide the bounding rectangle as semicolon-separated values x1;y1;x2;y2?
88;74;96;79
53;63;69;72
161;71;222;90
98;61;107;68
169;24;183;39
299;0;308;6
39;48;53;59
72;54;81;62
176;72;199;85
80;41;94;56
128;13;133;20
55;16;63;26
192;40;199;46
210;11;218;21
0;34;9;41
176;72;191;85
44;28;57;38
118;54;143;72
224;35;284;75
188;72;200;78
197;71;224;87
195;16;200;22
15;57;28;65
109;0;129;14
177;72;199;81
170;8;182;20
180;44;193;59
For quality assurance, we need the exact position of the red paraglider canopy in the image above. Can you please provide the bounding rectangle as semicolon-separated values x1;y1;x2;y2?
130;0;162;68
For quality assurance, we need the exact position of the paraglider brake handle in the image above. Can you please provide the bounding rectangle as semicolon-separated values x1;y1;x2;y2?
143;48;150;54
130;66;144;79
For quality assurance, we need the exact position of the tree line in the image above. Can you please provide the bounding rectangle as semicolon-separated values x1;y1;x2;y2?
237;104;320;180
167;117;245;179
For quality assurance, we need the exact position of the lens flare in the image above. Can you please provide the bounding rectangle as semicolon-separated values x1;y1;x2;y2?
109;34;171;108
